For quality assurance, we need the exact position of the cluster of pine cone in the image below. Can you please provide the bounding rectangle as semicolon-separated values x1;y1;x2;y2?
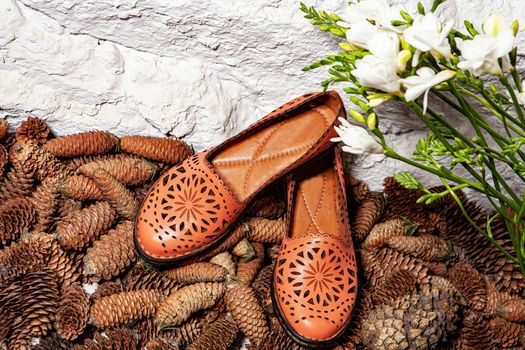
0;117;523;350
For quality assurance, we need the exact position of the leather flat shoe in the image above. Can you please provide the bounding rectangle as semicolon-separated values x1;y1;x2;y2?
272;147;358;347
134;91;346;264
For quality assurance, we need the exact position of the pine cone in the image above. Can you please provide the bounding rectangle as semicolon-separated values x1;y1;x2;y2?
78;155;158;186
58;198;82;220
55;284;89;340
236;243;264;285
155;282;225;328
61;175;104;201
188;316;238;350
83;221;136;282
29;175;62;232
144;337;181;350
174;317;206;346
386;234;450;261
0;118;8;140
45;235;82;287
31;333;71;350
363;219;410;249
0;196;36;245
10;140;69;180
260;322;309;350
362;276;459;350
448;263;487;311
245;217;286;244
91;281;123;301
458;311;497;350
489;317;525;349
43;131;118;158
67;154;127;172
252;263;274;309
163;262;227;284
232;238;256;259
351;192;386;242
123;265;180;296
245;194;285;219
210;251;236;276
119;135;193;164
89;289;164;329
361;247;430;287
225;284;269;347
0;144;8;178
74;328;139;350
15;116;51;144
344;175;369;204
85;168;139;220
0;166;35;201
5;269;59;349
485;277;525;322
193;221;251;261
55;201;117;250
368;270;417;305
0;233;51;283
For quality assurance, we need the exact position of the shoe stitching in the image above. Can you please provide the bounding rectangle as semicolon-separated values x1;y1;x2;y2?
300;173;327;235
211;144;313;166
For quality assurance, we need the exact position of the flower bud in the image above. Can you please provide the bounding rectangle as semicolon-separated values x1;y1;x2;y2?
397;50;412;72
349;109;366;123
367;112;378;130
512;20;519;36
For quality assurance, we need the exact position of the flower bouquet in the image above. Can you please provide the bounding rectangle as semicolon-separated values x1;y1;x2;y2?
301;0;525;278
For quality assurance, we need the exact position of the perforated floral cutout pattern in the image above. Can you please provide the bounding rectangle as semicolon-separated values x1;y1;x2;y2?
274;234;358;340
135;152;242;260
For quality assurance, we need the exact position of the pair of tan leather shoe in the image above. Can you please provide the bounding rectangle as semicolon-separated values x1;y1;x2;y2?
134;91;358;347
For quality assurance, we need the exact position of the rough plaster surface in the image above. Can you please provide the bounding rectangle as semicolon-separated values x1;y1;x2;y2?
0;0;524;199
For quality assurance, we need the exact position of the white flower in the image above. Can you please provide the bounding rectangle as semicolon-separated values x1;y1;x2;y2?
340;0;405;32
403;13;453;57
331;118;383;154
352;30;401;93
458;13;515;75
399;67;456;113
346;20;380;50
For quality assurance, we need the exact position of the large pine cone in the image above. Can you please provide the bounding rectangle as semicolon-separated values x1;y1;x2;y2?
15;116;51;144
187;316;238;350
119;135;193;164
61;175;104;201
74;328;139;350
78;155;158;186
29;175;62;232
10;140;69;180
163;262;227;284
0;196;36;245
351;192;386;242
246;217;286;244
83;221;136;282
43;130;118;158
55;284;89;340
449;263;487;311
0;166;35;201
245;194;286;219
123;264;180;296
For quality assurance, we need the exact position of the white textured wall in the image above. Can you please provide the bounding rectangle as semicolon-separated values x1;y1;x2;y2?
0;0;524;197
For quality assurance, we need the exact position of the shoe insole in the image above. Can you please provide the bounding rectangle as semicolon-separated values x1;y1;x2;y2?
211;105;337;202
289;156;347;239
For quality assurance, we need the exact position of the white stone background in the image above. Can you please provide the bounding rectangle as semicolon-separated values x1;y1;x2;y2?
0;0;524;202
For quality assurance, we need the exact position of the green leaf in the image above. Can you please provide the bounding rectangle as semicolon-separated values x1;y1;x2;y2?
394;173;422;190
464;20;479;36
417;2;425;15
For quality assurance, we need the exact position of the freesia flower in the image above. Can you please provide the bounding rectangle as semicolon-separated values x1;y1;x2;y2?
331;117;383;154
458;13;515;75
340;0;405;32
399;67;456;113
345;20;380;50
403;12;453;57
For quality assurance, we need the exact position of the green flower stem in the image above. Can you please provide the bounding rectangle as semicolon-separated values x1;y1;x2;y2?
500;75;525;125
511;68;523;93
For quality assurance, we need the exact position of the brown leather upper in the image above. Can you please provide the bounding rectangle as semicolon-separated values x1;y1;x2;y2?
135;91;346;262
274;148;358;343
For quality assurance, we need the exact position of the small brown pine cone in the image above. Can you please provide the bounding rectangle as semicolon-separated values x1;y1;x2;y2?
6;269;59;349
489;317;525;349
232;238;256;259
55;201;117;250
119;135;193;164
236;243;265;285
0;196;36;245
123;264;180;296
188;316;238;350
245;217;286;244
45;236;82;287
83;221;136;282
78;155;158;186
85;168;139;220
0;118;8;140
0;144;8;177
0;166;35;201
32;333;71;350
245;194;286;219
163;262;227;284
67;154;124;172
58;198;82;220
155;282;226;328
485;278;525;322
30;175;62;232
225;284;269;347
10;140;69;181
43;130;118;158
89;289;164;329
144;337;181;350
369;270;417;305
344;175;369;204
351;192;386;242
55;284;89;341
252;263;274;309
449;263;487;311
360;247;430;287
91;281;123;301
75;328;139;350
0;232;51;283
385;234;450;261
210;251;236;276
193;221;251;262
15;116;51;144
363;218;410;249
61;175;104;201
459;311;497;350
175;317;206;346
